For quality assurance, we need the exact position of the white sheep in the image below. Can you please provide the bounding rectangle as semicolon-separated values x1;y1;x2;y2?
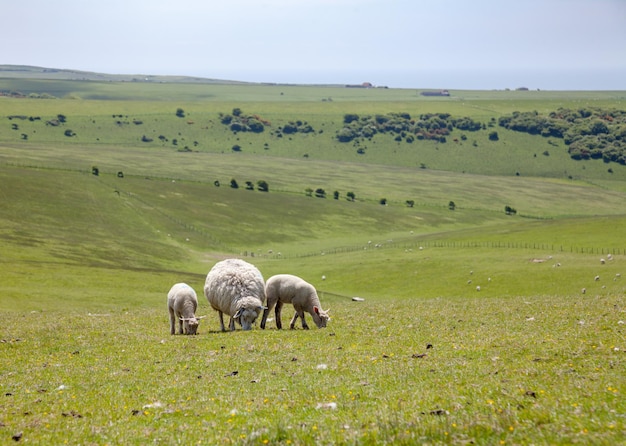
260;274;330;330
203;259;266;331
167;283;201;335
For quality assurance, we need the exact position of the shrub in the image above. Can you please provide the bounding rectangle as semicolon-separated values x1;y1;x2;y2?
257;180;269;192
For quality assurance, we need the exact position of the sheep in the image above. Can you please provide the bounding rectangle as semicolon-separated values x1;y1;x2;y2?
167;283;201;335
260;274;330;330
203;259;266;331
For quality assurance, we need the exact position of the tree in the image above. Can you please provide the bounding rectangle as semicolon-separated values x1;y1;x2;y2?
232;144;241;152
343;113;359;124
175;108;185;118
379;198;387;206
245;181;254;190
248;121;264;133
346;191;355;202
489;131;499;141
333;191;340;200
505;205;517;215
214;180;220;187
230;179;239;189
406;200;414;207
257;180;269;192
315;188;326;198
232;108;242;117
305;188;313;197
449;201;456;211
91;166;99;176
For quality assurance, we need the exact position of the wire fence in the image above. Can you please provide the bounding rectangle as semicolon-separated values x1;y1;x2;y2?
241;239;625;260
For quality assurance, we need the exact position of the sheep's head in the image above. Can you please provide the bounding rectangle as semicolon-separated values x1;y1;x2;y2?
313;306;330;328
180;316;199;335
233;304;267;331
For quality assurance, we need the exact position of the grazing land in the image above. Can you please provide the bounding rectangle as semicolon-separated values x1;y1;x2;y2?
1;69;625;444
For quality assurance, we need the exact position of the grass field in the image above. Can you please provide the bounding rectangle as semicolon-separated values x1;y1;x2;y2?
1;75;625;444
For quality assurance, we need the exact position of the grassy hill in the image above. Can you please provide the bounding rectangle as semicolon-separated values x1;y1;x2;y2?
1;73;625;304
0;71;625;444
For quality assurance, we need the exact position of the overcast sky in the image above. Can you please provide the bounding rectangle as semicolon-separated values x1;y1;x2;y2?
3;0;626;90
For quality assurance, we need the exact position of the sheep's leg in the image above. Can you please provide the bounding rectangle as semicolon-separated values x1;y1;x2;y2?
169;308;176;335
177;311;184;334
260;298;276;329
300;311;310;330
289;312;299;329
229;316;236;331
275;301;283;330
218;311;226;332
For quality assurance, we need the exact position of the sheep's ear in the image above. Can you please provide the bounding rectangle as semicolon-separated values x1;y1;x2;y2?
258;306;268;311
233;309;243;319
313;306;320;315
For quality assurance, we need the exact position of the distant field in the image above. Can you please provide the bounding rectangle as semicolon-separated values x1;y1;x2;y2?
1;74;625;444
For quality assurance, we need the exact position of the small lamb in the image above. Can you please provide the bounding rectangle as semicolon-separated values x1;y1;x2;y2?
167;283;201;335
204;258;266;331
260;274;330;330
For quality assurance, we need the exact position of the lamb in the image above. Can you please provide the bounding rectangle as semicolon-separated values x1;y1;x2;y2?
260;274;330;330
203;259;266;331
167;283;201;335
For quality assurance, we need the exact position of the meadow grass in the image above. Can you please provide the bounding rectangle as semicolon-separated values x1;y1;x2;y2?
1;293;624;445
1;80;626;443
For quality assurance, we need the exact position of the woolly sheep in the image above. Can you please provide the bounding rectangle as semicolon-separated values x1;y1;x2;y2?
167;283;201;335
260;274;330;330
204;259;266;331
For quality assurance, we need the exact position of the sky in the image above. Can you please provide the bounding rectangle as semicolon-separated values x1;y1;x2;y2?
3;0;626;90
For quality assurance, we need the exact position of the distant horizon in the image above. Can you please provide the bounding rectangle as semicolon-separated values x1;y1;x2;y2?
4;64;626;92
189;67;626;91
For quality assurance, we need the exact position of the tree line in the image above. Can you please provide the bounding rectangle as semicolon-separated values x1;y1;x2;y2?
498;107;626;165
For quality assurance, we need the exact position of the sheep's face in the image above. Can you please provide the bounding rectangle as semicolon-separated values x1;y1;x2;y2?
313;306;330;328
183;318;199;335
234;307;263;331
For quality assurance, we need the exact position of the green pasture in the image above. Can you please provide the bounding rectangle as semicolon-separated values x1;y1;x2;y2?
1;78;626;443
2;90;625;180
1;294;625;445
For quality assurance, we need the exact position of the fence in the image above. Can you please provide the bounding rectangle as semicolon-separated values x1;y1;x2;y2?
242;240;625;260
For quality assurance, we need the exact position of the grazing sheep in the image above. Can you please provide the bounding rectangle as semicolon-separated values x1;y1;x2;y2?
204;259;266;331
260;274;330;330
167;283;201;335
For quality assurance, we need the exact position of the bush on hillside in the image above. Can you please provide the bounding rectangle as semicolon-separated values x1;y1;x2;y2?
335;112;483;144
218;109;273;134
498;107;626;165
